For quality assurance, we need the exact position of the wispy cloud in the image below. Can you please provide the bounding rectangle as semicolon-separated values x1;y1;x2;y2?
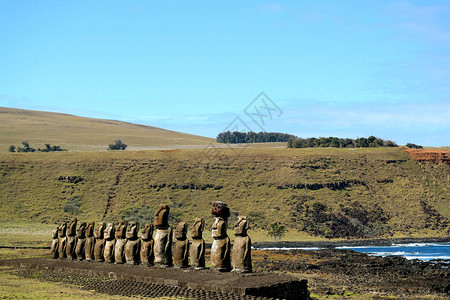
387;1;450;42
257;3;283;13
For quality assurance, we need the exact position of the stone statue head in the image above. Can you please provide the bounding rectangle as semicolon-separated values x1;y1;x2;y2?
233;216;249;236
67;218;78;237
86;222;95;237
211;217;227;239
154;204;170;228
174;222;188;240
115;220;128;239
94;222;105;239
77;222;87;238
58;222;67;238
126;222;139;240
104;223;115;240
140;223;154;241
211;201;230;221
52;226;59;239
191;218;205;239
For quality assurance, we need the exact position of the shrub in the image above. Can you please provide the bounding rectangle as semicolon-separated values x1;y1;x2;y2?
8;145;15;152
63;196;82;214
17;141;36;152
108;139;127;150
267;222;286;241
406;143;423;149
38;144;67;152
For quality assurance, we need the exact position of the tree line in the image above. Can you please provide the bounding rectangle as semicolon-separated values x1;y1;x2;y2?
287;136;398;148
216;131;297;143
9;141;67;152
8;139;128;152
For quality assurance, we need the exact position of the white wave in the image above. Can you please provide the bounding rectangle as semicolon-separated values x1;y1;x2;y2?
391;243;450;247
371;251;409;256
256;247;322;251
404;255;450;261
336;246;379;249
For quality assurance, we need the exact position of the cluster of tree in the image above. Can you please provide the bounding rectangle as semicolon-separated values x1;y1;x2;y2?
405;143;423;149
266;222;286;241
216;131;297;143
9;141;67;152
287;136;398;148
108;139;127;150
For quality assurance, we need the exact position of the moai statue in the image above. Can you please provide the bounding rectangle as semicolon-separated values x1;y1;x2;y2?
114;220;127;264
154;204;173;267
140;223;154;266
189;218;206;270
75;222;87;261
173;222;189;268
57;221;67;259
103;223;116;263
231;216;252;273
125;222;140;265
93;222;106;262
50;225;59;259
66;218;78;260
210;201;231;272
84;222;95;261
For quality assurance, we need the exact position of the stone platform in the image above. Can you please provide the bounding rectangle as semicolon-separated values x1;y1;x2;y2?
1;258;309;300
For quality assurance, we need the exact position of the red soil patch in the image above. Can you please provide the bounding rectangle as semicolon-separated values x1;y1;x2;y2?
403;148;450;165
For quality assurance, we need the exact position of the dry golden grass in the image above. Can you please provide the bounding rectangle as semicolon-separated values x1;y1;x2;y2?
0;146;448;241
0;107;213;151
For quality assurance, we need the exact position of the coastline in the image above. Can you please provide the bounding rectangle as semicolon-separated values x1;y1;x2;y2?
252;236;450;249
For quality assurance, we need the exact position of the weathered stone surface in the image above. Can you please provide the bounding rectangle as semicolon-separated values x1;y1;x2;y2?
154;204;172;267
154;204;170;228
84;222;95;261
125;222;140;265
211;216;231;272
93;222;105;262
211;201;230;219
189;218;205;269
57;222;67;259
140;223;154;266
114;220;127;264
66;218;77;260
50;226;59;259
2;258;310;300
103;223;116;263
232;216;252;273
173;222;189;268
75;222;86;261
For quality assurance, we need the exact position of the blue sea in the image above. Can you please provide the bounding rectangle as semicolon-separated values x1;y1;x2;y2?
259;242;450;262
336;242;450;261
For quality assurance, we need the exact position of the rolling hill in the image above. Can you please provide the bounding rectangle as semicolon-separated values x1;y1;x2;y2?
0;107;214;151
0;147;448;240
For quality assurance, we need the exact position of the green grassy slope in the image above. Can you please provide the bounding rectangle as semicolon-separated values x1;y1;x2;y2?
0;147;448;239
0;107;213;151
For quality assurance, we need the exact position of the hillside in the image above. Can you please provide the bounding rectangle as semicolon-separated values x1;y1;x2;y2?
0;147;448;240
0;107;213;151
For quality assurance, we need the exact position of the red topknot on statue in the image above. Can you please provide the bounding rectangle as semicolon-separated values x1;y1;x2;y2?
211;201;230;220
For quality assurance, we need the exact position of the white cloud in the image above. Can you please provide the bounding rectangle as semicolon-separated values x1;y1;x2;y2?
257;3;283;13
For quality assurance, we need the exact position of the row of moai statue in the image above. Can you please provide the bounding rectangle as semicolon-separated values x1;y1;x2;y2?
50;202;251;272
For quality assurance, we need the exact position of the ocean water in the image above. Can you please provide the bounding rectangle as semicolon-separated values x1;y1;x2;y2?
336;243;450;261
257;242;450;262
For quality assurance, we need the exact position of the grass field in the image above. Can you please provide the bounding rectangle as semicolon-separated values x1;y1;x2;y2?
0;146;448;240
0;107;214;152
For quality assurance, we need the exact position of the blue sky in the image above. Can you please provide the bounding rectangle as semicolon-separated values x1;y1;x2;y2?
0;1;449;146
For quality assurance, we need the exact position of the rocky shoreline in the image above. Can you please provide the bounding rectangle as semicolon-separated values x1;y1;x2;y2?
252;236;450;249
252;247;450;299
